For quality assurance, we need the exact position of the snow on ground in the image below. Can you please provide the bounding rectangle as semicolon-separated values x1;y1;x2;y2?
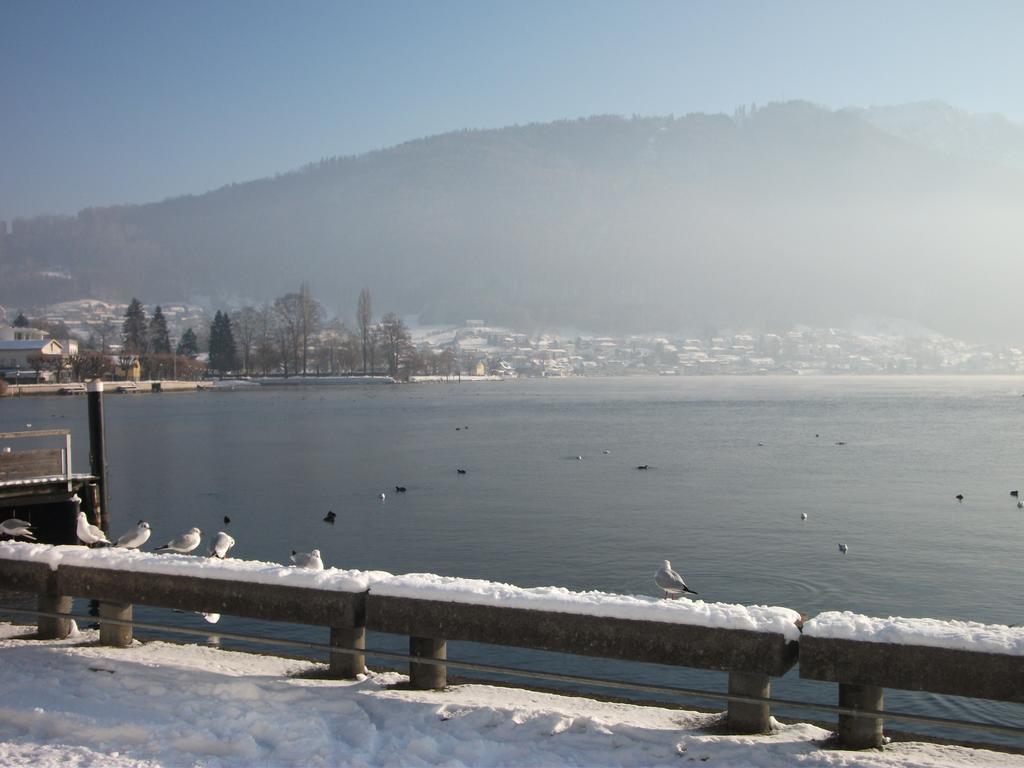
0;622;1018;768
805;612;1024;656
1;542;799;639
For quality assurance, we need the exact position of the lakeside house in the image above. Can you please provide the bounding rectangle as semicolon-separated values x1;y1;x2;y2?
0;338;65;382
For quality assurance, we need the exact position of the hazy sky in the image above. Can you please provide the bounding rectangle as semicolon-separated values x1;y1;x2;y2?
3;0;1023;221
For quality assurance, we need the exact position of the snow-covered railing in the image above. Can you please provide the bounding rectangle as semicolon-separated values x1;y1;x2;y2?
801;611;1024;749
0;542;801;735
3;545;1023;749
368;572;800;734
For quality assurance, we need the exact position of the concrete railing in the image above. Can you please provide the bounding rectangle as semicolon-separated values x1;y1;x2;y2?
0;556;797;735
800;633;1024;748
2;555;1022;748
367;594;797;733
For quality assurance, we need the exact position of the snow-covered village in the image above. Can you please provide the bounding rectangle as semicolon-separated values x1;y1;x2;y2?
4;297;1024;388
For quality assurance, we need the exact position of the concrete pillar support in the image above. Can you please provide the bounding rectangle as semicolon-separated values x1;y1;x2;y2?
37;593;72;640
329;625;366;678
99;601;133;647
838;683;884;749
409;636;446;690
726;671;772;733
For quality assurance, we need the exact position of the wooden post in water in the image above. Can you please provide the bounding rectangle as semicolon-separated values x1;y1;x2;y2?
409;636;446;689
86;380;110;531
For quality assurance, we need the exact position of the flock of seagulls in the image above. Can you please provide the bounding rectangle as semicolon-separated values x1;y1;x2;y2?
0;511;323;571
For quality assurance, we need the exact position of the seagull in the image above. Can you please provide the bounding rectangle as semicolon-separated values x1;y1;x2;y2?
291;549;324;571
76;511;110;546
838;543;849;554
800;513;808;520
955;494;964;503
207;531;235;558
223;515;232;524
576;455;583;460
379;492;386;502
114;521;151;549
0;518;35;540
602;450;611;455
655;560;698;599
457;468;467;474
323;510;336;523
155;527;202;554
395;486;407;493
636;465;649;470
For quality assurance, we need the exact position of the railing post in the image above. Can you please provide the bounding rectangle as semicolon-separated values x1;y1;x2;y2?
329;625;366;678
37;592;72;640
409;636;446;690
726;671;772;733
99;601;132;647
838;683;884;749
86;380;110;531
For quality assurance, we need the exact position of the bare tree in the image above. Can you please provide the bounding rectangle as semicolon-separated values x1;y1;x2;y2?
68;351;114;382
254;305;280;375
297;283;323;376
26;353;49;383
368;324;382;375
231;306;260;376
317;318;348;375
378;312;413;379
356;287;372;374
273;293;302;376
438;347;457;380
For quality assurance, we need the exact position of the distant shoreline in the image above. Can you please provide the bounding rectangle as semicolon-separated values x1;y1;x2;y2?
6;371;1024;398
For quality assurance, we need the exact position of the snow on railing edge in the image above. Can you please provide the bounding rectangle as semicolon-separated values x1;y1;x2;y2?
803;610;1024;657
0;542;801;640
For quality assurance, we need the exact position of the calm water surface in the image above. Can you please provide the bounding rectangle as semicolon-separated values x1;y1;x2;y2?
3;376;1023;743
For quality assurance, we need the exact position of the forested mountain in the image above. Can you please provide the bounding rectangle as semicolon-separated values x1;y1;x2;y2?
4;101;1024;340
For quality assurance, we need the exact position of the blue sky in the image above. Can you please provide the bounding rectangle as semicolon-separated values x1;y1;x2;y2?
2;0;1023;220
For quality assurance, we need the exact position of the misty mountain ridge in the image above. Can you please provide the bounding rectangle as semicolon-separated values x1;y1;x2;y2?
3;100;1024;343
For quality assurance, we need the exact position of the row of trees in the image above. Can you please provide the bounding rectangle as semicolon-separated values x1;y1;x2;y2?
220;285;417;379
13;285;471;383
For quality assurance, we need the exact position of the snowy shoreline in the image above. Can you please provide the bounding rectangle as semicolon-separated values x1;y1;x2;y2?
0;622;1020;767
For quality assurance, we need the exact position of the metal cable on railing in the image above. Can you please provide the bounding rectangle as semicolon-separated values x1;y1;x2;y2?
2;604;1022;741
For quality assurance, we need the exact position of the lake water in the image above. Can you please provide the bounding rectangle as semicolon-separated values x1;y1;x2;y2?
3;376;1023;744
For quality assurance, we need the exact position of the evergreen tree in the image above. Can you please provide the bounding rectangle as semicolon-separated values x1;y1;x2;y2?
13;312;29;328
122;298;148;354
148;305;172;354
176;327;199;358
208;311;237;376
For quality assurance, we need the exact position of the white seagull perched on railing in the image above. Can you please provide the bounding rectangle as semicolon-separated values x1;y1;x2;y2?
76;511;110;546
207;531;235;559
0;518;36;540
291;549;324;571
655;560;698;599
114;521;151;549
155;527;202;554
